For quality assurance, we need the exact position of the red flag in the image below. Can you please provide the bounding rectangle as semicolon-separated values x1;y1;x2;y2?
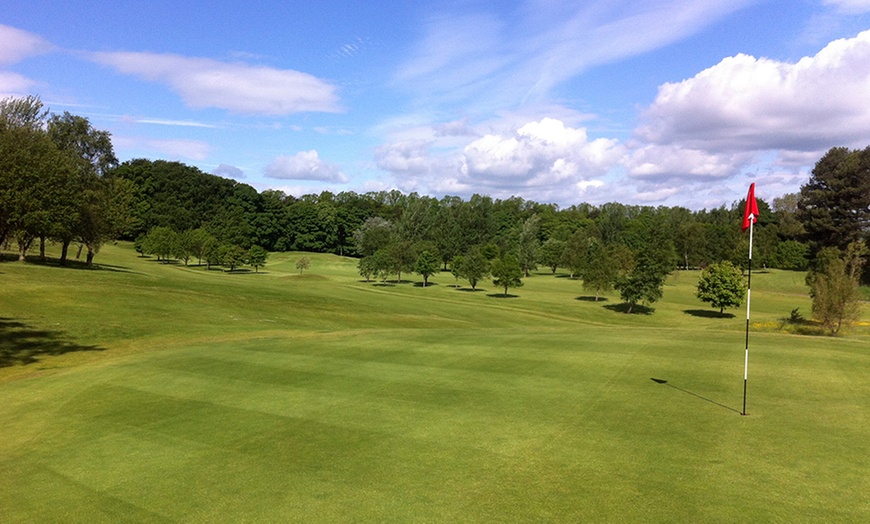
742;183;759;232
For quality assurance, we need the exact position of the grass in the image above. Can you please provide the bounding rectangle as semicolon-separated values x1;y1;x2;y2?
1;243;869;521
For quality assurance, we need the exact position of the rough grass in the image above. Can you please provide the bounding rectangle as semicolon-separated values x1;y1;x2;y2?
1;243;868;522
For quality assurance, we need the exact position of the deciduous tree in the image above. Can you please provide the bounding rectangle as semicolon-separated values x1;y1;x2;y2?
695;261;746;314
491;254;524;297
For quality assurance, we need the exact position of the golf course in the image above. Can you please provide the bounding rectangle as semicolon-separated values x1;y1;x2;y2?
2;243;868;522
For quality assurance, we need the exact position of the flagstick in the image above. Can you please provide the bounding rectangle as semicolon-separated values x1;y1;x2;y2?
742;215;754;416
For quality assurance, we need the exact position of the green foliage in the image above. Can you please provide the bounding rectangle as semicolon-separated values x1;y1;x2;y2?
455;247;490;290
248;245;269;273
490;253;524;296
582;242;632;301
220;244;248;272
414;250;439;287
294;255;310;275
539;238;566;273
772;240;809;270
798;147;870;253
808;242;867;334
358;255;377;282
695;261;746;314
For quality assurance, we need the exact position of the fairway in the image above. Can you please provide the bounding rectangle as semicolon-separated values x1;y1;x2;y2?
2;244;869;522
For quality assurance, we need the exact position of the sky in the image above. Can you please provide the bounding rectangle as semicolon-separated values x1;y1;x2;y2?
2;0;870;209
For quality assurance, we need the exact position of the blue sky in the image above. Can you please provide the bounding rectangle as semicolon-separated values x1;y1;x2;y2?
2;0;870;209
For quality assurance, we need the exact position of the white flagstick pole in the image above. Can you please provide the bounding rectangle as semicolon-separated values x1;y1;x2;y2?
743;213;754;416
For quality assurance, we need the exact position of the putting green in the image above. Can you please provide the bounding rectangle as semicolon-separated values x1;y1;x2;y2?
1;244;868;521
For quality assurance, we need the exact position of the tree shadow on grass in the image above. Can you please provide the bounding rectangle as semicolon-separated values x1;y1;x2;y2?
0;317;105;367
0;254;132;273
684;309;736;319
457;287;487;292
650;378;741;414
487;293;519;298
413;282;439;288
604;303;655;315
576;296;609;302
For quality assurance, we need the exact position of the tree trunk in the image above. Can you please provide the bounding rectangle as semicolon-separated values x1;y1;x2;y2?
76;244;84;259
60;240;71;266
17;235;33;262
39;236;46;262
85;245;95;266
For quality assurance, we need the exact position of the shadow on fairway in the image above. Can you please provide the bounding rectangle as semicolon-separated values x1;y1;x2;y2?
413;282;439;287
650;378;741;414
457;287;486;292
604;303;655;315
0;317;106;367
576;296;608;302
0;254;132;273
487;293;519;298
684;309;736;319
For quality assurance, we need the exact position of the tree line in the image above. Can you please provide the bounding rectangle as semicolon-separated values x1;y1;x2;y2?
1;95;867;323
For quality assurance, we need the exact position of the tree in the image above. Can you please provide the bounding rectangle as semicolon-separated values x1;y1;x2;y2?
695;261;746;314
414;250;439;287
797;147;870;253
221;244;248;272
808;242;867;334
614;240;674;313
143;226;178;262
491;254;524;297
248;245;269;273
383;240;416;282
295;255;310;274
352;217;394;256
516;214;541;277
539;238;566;274
358;255;377;282
0;96;76;262
457;247;490;290
581;241;632;301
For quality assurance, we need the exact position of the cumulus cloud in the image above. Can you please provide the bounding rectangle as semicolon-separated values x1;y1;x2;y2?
265;150;348;183
90;51;341;115
374;140;438;176
0;25;53;65
636;29;870;153
460;118;621;189
213;164;245;179
624;144;754;181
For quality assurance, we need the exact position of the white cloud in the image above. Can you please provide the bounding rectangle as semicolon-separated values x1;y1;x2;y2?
90;51;341;115
264;150;348;183
0;25;53;65
624;144;754;180
113;136;211;161
212;164;245;179
637;29;870;153
822;0;870;13
394;1;754;108
374;140;434;175
0;71;39;98
460;118;621;189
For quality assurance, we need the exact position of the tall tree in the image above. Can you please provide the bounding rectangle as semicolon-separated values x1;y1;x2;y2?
797;146;870;253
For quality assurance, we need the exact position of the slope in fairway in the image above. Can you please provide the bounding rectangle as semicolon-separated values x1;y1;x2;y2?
1;243;868;521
